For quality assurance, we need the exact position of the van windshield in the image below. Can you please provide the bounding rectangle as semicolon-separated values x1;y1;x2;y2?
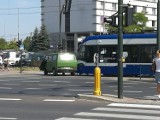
59;54;75;61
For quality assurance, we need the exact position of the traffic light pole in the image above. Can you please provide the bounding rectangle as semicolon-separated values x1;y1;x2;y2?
118;0;123;99
20;49;22;73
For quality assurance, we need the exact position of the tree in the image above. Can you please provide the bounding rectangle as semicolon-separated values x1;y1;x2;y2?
30;27;39;52
37;24;50;51
23;36;31;51
30;25;50;52
6;38;19;50
0;38;7;50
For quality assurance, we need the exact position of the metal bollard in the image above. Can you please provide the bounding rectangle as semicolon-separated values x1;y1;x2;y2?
93;66;101;96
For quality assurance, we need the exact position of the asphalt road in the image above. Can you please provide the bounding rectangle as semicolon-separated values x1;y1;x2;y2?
0;71;158;120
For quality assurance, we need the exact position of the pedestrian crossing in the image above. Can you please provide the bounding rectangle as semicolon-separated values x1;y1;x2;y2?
55;103;160;120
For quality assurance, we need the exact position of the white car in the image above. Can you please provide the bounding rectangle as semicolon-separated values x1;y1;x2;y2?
0;56;4;66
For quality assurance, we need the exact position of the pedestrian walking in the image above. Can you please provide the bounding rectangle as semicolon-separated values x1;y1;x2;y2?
4;60;9;71
152;50;160;98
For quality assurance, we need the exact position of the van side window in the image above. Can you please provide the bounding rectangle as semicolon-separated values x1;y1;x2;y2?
48;56;52;60
52;55;57;61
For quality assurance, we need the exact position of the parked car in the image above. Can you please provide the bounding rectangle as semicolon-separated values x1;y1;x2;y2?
39;52;77;76
0;56;4;66
21;53;34;66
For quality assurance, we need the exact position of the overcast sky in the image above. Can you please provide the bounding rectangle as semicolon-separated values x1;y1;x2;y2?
0;0;41;41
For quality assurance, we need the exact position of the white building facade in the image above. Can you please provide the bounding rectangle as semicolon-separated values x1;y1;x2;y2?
41;0;158;52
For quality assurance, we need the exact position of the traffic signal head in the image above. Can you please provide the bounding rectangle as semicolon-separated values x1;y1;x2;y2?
63;0;72;14
16;40;22;48
124;6;133;26
103;16;117;27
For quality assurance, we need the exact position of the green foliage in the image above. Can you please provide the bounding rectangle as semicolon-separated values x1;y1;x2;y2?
0;38;7;50
30;25;50;52
6;39;19;50
23;36;31;51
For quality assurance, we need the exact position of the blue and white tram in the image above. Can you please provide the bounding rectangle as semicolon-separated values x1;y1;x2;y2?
77;33;157;76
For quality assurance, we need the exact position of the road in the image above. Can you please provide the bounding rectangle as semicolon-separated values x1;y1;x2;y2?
0;72;159;120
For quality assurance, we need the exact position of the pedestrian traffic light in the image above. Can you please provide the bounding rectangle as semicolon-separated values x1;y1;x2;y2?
103;16;117;27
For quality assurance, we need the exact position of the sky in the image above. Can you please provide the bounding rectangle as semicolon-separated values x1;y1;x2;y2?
0;0;41;41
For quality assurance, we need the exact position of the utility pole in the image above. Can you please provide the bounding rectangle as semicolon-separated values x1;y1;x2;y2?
59;0;62;52
18;8;22;73
118;0;123;99
157;0;160;50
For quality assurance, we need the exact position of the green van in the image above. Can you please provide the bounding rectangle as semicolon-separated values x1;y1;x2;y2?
40;52;77;75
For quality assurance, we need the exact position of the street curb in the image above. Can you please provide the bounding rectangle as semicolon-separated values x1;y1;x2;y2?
77;93;160;104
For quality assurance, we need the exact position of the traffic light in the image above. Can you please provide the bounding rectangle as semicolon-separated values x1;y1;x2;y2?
124;6;133;26
16;40;22;48
103;16;117;27
63;0;72;14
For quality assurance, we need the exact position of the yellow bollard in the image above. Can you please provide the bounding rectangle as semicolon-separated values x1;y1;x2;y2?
93;66;101;96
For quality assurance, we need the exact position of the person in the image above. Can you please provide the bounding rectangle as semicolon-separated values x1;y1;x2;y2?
153;50;160;98
4;60;9;71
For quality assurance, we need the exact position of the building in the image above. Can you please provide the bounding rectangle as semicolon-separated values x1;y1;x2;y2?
41;0;157;52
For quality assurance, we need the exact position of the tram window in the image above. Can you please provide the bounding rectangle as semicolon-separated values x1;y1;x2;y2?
141;45;155;63
99;45;117;63
77;45;85;61
85;46;97;62
124;45;139;63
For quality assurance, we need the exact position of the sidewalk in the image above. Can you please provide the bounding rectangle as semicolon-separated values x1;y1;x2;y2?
77;93;160;104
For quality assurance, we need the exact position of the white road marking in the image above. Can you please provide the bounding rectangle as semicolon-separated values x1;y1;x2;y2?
0;87;12;89
25;88;42;90
55;117;101;120
108;85;116;88
108;103;160;109
53;81;70;83
85;82;94;84
93;107;160;114
4;84;20;86
38;84;57;86
0;117;17;120
0;80;9;81
43;99;75;102
75;112;160;120
0;98;22;101
21;81;40;83
68;85;81;87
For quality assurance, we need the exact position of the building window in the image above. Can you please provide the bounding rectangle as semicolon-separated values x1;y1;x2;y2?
152;8;156;15
133;6;137;13
152;20;156;27
112;3;116;10
100;1;104;9
143;7;147;13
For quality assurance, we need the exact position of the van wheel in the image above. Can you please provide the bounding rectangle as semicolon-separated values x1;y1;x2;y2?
44;70;48;75
53;69;57;76
62;72;65;76
71;72;75;76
